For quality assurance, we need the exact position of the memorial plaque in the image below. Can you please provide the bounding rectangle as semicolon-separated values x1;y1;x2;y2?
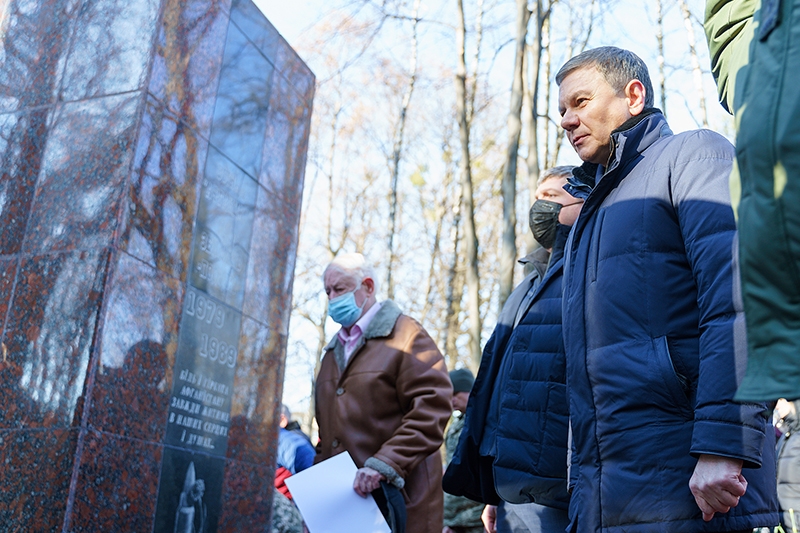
164;287;241;455
153;19;266;523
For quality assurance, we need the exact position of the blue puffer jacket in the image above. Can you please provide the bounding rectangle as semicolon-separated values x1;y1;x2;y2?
443;235;569;511
562;110;778;533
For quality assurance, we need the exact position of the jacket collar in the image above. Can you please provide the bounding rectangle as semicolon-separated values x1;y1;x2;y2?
548;223;571;267
324;300;403;352
518;246;550;281
604;108;670;179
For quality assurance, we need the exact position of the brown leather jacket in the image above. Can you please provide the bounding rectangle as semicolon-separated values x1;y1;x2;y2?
315;300;452;533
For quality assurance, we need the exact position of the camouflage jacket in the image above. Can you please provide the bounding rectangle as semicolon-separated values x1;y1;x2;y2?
443;412;484;530
270;488;303;533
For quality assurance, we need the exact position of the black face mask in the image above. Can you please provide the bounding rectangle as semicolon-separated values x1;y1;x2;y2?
529;199;582;248
529;199;562;249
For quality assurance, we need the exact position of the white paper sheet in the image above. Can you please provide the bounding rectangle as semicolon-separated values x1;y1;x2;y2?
284;452;392;533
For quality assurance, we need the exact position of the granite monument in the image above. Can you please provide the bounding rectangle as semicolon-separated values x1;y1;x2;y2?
0;0;314;530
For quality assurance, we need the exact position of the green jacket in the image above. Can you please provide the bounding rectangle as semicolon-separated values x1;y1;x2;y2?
704;0;800;401
705;0;759;113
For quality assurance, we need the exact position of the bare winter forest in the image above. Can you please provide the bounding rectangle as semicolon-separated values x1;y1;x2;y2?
258;0;733;423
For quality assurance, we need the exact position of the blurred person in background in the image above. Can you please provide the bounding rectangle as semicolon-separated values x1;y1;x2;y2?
443;368;484;533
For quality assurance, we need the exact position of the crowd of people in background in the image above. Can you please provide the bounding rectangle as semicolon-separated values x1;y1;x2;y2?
273;0;800;531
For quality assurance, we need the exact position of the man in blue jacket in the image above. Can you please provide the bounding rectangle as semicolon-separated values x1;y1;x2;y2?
555;46;778;532
443;166;582;532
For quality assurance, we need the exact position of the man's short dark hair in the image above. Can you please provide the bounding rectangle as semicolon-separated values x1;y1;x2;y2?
538;165;576;187
555;46;654;108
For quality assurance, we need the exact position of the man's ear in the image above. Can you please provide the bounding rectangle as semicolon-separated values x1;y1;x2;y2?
625;79;647;116
362;277;375;296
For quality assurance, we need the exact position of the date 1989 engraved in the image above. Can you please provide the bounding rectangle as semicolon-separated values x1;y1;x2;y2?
199;334;237;369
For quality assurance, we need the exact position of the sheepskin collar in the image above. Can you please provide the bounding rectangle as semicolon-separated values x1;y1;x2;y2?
324;300;403;371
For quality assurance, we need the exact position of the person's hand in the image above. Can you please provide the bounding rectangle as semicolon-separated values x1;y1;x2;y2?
689;454;747;521
442;527;456;533
353;466;385;497
482;504;497;533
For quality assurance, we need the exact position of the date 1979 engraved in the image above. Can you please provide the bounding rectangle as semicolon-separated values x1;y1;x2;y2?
185;290;225;328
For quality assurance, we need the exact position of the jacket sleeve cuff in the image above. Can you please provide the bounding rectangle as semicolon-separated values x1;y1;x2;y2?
691;419;765;469
365;457;405;489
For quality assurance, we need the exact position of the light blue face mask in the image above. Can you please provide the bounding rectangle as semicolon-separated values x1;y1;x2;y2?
328;290;364;327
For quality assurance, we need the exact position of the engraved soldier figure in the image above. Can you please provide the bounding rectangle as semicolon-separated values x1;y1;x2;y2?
174;462;207;533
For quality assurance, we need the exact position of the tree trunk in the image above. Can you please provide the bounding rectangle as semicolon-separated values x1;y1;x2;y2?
655;0;667;115
679;0;708;127
542;11;553;168
439;188;466;370
467;0;484;124
386;0;421;300
455;0;482;366
498;0;530;311
525;0;543;203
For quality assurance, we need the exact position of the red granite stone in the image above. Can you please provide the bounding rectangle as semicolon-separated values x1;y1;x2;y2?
0;250;109;430
0;0;76;112
0;109;52;255
0;0;314;530
0;428;79;531
57;0;161;101
87;251;182;441
22;94;140;254
0;258;18;335
226;317;285;464
120;96;209;282
148;0;231;138
67;429;162;532
207;21;274;179
241;181;301;333
216;458;275;533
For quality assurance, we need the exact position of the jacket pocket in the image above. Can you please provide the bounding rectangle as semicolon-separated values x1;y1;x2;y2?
653;336;693;418
585;209;606;284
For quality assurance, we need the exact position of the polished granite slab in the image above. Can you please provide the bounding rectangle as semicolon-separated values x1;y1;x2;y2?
0;0;313;529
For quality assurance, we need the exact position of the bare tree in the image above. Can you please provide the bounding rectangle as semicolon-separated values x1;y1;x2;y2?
386;0;422;299
678;0;708;127
498;0;531;310
655;0;667;115
454;0;482;366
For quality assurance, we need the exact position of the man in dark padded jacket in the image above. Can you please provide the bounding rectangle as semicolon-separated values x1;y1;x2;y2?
443;166;582;532
556;45;777;533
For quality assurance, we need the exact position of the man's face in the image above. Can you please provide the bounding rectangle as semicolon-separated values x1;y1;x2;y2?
324;269;369;306
535;176;583;227
452;391;470;412
558;67;635;165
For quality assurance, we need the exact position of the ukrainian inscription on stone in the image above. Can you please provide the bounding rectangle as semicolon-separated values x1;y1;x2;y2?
164;287;240;455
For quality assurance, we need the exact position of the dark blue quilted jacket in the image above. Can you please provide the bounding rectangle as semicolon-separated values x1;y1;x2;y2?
562;110;778;533
492;241;569;510
443;235;569;511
